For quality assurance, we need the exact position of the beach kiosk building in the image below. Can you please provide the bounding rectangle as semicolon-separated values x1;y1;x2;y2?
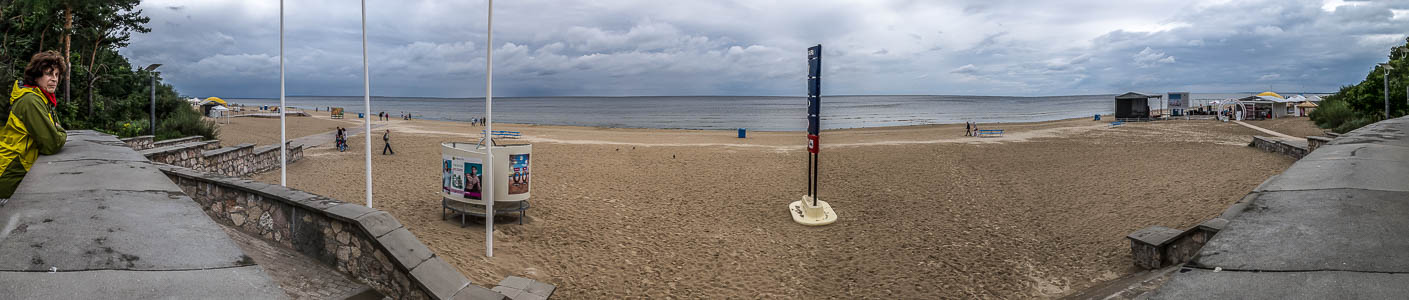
1115;92;1162;121
197;97;228;116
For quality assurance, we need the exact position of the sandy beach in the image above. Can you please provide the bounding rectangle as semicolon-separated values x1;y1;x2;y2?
223;112;1310;298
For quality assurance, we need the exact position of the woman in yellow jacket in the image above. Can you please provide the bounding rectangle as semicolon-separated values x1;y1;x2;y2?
0;51;68;198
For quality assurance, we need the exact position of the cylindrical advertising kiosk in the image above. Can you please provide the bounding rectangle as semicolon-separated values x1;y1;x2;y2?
441;141;532;225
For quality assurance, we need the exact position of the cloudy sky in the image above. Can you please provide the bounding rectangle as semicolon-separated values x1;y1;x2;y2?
122;0;1409;98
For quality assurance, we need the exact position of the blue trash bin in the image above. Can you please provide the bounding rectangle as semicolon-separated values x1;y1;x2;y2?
1094;114;1101;121
358;113;364;119
737;128;747;138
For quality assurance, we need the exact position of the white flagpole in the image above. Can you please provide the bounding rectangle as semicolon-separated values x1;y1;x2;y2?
362;0;373;208
484;0;495;258
279;0;287;186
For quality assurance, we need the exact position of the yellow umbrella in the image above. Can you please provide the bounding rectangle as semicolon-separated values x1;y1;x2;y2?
1256;91;1284;99
204;97;227;105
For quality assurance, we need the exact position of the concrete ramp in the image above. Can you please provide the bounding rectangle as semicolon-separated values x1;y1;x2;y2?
0;130;284;299
1149;117;1409;298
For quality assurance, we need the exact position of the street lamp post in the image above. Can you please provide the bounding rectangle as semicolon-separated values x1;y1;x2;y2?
144;64;161;136
1401;48;1407;116
1383;63;1394;120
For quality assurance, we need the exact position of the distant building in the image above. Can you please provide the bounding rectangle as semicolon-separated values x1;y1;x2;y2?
1115;92;1163;120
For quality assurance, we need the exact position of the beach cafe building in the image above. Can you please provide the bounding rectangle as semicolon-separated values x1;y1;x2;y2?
198;97;228;116
1230;92;1291;120
1114;92;1163;120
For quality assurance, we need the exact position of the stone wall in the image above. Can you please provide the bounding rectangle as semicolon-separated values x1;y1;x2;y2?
140;141;221;168
202;144;255;176
159;165;500;300
137;140;304;178
119;135;154;150
253;143;304;174
1249;136;1309;160
152;136;207;149
1306;136;1333;152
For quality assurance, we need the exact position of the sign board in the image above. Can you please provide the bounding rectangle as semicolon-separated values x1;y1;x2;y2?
1168;92;1189;110
807;45;821;153
463;157;483;199
508;154;530;195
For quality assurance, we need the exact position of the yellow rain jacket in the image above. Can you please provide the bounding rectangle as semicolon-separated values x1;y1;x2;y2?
0;81;66;198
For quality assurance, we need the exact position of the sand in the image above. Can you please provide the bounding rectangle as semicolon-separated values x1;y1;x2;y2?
223;114;1300;299
215;111;367;147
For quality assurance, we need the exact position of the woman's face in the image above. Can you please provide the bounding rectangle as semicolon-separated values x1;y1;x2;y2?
38;68;59;94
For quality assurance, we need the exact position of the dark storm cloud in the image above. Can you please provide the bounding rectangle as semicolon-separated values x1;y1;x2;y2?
121;0;1409;98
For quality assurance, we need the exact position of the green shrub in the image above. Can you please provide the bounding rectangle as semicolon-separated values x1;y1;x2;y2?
1310;99;1354;130
155;106;218;140
1335;115;1379;134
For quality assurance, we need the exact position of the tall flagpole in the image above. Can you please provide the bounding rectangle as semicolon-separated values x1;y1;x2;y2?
484;0;495;258
362;0;373;208
279;0;287;186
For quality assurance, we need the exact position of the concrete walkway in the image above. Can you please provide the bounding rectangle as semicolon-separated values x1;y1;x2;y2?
1149;117;1409;298
0;131;284;298
1233;120;1299;140
290;123;385;149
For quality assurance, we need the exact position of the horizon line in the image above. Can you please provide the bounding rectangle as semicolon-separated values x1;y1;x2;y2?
213;91;1335;100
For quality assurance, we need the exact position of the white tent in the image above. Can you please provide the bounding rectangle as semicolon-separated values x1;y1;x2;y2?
207;105;229;118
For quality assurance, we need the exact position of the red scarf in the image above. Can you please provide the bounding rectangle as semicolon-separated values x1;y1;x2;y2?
21;84;57;107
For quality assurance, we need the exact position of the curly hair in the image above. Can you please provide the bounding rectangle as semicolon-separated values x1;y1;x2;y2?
23;51;66;86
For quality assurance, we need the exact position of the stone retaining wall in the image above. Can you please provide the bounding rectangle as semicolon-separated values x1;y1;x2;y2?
140;141;222;168
119;135;154;150
253;143;304;174
152;136;207;149
159;165;501;300
1249;136;1309;160
1306;136;1334;152
137;140;304;178
203;144;256;176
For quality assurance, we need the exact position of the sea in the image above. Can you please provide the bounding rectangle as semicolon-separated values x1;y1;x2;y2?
224;93;1309;131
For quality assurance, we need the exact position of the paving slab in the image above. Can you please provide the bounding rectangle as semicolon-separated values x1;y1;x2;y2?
1301;143;1409;162
18;159;181;194
456;285;508;300
0;266;285;299
0;131;281;298
43;139;149;162
1148;268;1409;300
1328;118;1409;148
1255;156;1409;192
377;228;434;269
409;256;471;300
355;211;404;238
1191;189;1409;272
0;189;248;271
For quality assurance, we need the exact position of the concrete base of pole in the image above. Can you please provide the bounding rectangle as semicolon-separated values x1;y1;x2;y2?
789;195;837;226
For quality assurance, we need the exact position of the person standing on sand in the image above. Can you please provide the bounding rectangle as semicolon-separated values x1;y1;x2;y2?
0;51;68;199
382;129;394;155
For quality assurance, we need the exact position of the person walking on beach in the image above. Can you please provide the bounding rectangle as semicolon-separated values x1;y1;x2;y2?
382;129;394;155
0;51;68;199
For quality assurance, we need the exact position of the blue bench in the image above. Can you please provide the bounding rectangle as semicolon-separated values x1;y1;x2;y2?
483;130;522;138
1110;121;1124;127
977;129;1004;137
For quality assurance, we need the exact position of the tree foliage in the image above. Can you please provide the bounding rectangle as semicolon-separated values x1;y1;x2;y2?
0;0;215;140
1312;37;1409;133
